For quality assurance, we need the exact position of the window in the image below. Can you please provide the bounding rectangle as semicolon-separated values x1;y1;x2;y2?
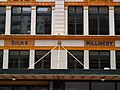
36;7;51;34
65;82;89;90
68;7;83;35
115;7;120;35
0;50;3;69
0;7;6;34
35;50;51;69
68;50;84;69
116;51;120;69
11;7;31;34
89;7;109;35
9;50;29;69
89;51;110;69
91;82;115;90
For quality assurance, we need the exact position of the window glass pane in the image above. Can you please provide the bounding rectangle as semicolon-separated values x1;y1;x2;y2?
115;7;120;13
0;7;6;13
66;82;89;90
0;16;5;34
35;50;51;69
91;82;115;90
90;51;110;69
99;7;108;13
11;7;31;34
36;7;51;34
89;7;98;13
12;7;21;13
116;51;120;69
89;6;109;35
10;51;19;55
9;50;29;69
68;50;83;69
0;7;6;34
115;7;120;35
76;7;82;13
22;7;31;13
69;7;75;13
37;7;51;13
0;50;3;69
68;7;83;35
20;51;29;55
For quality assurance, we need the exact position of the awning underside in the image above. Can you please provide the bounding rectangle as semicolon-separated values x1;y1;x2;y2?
0;69;120;80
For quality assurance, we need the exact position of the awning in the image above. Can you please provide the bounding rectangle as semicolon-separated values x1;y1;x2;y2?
0;69;120;81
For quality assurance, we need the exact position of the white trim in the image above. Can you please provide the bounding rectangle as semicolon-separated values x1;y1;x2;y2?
109;7;115;35
3;50;9;69
5;6;11;35
84;50;89;69
29;50;35;69
31;6;36;35
110;50;116;69
84;7;89;35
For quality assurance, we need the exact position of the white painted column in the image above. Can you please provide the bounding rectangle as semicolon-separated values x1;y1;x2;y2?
31;6;36;35
84;50;89;69
5;6;11;35
53;0;65;35
3;50;9;69
51;50;67;69
84;6;89;35
65;7;68;35
52;7;55;35
110;50;116;69
29;50;35;69
109;7;115;35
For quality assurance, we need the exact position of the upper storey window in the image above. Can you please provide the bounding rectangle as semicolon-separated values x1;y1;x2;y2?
9;50;29;69
36;7;51;34
68;50;84;69
89;51;110;69
11;7;31;34
115;7;120;35
35;50;51;69
0;7;6;34
68;7;83;35
89;7;109;35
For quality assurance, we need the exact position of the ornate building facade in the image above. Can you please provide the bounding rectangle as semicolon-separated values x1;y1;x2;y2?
0;0;120;90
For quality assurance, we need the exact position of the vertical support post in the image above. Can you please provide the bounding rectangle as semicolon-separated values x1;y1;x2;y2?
84;6;89;35
31;6;36;35
109;7;115;35
5;6;11;35
3;50;9;69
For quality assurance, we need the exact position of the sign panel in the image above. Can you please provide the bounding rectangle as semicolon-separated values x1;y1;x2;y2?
5;40;34;46
85;40;115;47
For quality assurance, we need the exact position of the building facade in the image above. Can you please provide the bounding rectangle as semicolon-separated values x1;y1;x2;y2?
1;0;120;90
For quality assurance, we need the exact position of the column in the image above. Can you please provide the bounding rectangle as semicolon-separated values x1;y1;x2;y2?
3;50;9;69
110;50;116;69
53;0;65;35
31;6;36;35
51;7;55;35
51;50;67;69
84;6;89;35
84;50;89;69
29;50;35;69
65;7;68;35
5;6;11;35
109;7;115;35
